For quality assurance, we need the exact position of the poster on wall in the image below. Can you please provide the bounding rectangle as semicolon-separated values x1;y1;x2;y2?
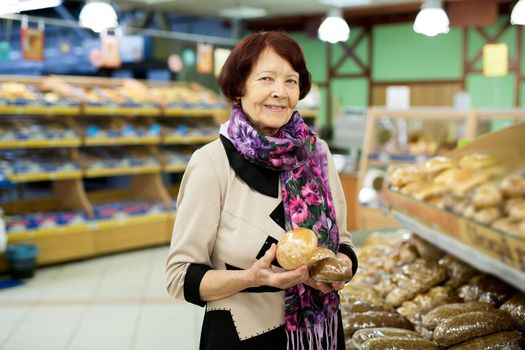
100;30;121;68
20;26;44;61
214;48;231;77
196;43;213;74
483;43;508;77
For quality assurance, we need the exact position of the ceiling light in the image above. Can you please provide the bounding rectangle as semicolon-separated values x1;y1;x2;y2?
511;0;525;25
0;0;62;15
413;0;449;37
79;1;118;33
218;6;267;19
318;8;350;44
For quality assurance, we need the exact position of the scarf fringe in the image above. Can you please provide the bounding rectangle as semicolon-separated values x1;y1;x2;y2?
286;312;338;350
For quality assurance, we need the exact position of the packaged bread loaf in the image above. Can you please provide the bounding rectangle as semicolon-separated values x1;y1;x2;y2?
458;274;517;307
385;259;447;307
343;311;414;337
360;337;439;350
447;330;524;350
499;293;525;331
408;234;444;262
351;327;423;348
422;301;493;331
432;309;513;347
309;256;352;283
438;254;478;289
276;228;317;270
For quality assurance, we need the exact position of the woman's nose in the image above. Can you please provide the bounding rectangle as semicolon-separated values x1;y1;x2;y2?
272;82;286;98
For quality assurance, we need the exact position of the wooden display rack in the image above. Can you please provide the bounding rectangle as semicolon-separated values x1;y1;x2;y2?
356;107;525;230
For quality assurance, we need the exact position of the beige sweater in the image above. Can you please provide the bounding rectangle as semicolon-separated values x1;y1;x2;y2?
166;137;352;340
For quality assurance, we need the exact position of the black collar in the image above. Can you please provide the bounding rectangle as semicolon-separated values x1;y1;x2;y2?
220;135;280;198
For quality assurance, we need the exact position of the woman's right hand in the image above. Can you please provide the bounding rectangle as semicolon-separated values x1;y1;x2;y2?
248;243;309;289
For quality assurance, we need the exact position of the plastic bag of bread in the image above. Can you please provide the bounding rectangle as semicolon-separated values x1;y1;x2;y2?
276;228;318;270
343;311;413;338
422;301;494;331
407;234;444;262
432;309;513;347
385;259;447;307
309;256;352;283
438;254;477;289
397;286;460;330
351;327;423;349
499;293;525;332
447;330;525;350
360;337;439;350
458;274;517;307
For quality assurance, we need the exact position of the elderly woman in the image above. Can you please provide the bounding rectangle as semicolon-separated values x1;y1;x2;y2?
166;31;358;350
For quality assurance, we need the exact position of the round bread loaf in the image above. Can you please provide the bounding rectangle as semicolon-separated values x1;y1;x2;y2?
276;228;317;270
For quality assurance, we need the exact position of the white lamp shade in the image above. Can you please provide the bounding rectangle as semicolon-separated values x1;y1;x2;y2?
79;1;118;33
318;9;350;44
413;7;450;37
511;0;525;25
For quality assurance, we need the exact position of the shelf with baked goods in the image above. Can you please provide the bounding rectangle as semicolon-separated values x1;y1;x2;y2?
0;148;83;184
159;147;193;173
356;107;471;230
381;123;525;291
79;146;163;178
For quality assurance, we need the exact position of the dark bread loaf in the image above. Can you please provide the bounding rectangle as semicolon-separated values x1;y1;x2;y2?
360;337;439;350
500;293;525;332
351;327;423;348
422;301;493;331
432;309;513;347
343;311;414;338
309;257;352;283
447;330;524;350
458;274;517;307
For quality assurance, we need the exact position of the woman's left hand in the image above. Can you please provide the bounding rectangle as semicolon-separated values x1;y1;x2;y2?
303;252;352;293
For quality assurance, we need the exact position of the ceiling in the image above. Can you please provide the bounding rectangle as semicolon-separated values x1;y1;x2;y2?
113;0;423;19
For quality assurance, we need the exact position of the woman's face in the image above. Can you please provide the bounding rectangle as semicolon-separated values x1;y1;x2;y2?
240;48;300;136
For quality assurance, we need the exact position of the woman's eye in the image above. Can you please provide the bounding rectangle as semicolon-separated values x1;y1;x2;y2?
259;77;272;81
286;79;298;85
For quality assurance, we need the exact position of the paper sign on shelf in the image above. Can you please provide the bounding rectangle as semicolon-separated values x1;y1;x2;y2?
20;22;45;61
197;43;213;74
483;43;508;77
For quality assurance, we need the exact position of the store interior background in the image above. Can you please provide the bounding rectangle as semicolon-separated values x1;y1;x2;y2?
1;1;525;349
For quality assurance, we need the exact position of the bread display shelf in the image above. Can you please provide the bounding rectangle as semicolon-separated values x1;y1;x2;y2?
0;104;80;116
84;136;161;146
83;105;161;117
163;164;187;173
392;210;525;291
163;135;218;144
8;170;83;183
84;165;161;178
0;138;81;149
163;108;226;117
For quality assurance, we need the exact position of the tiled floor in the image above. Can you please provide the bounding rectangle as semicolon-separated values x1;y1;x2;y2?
0;246;204;350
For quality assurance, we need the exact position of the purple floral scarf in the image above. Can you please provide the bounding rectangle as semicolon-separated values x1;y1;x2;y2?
220;104;340;350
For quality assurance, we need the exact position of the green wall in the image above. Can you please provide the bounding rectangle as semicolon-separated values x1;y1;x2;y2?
292;15;522;127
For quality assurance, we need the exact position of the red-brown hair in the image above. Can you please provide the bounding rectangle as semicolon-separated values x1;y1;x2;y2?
217;31;312;102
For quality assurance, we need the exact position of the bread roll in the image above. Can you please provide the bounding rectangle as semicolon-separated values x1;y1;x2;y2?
422;156;457;175
390;165;425;187
472;182;503;208
276;228;317;270
508;201;525;221
458;152;497;169
500;175;525;197
472;207;501;225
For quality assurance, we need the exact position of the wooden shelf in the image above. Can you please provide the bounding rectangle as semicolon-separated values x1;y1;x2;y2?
163;164;187;173
163;135;217;144
0;104;80;116
393;211;525;291
84;165;161;178
163;108;224;117
83;105;161;117
0;138;81;149
8;170;82;183
84;136;161;146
